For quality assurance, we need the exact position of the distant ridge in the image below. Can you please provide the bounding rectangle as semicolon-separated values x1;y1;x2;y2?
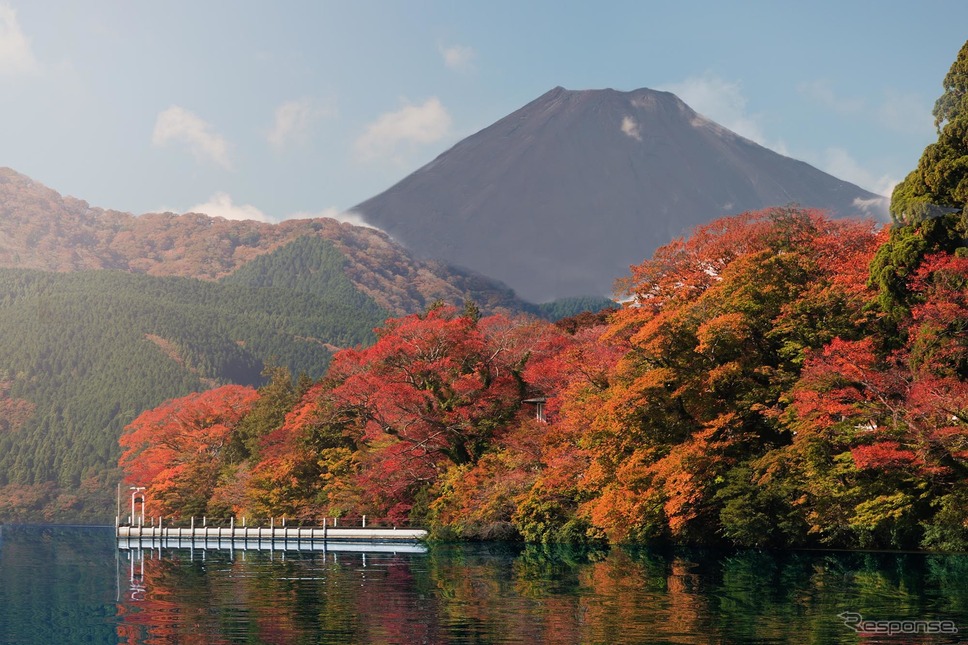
353;86;888;302
0;166;527;316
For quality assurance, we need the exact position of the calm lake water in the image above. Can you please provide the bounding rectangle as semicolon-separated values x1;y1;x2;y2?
0;525;965;644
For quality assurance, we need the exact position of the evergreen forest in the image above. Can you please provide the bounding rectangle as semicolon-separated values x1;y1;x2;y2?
0;237;387;521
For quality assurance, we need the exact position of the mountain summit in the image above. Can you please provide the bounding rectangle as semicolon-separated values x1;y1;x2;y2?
353;86;887;302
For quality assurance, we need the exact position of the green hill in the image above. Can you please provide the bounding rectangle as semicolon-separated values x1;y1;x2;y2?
0;238;386;521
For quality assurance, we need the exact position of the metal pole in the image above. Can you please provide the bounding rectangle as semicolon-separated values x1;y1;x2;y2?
129;487;145;528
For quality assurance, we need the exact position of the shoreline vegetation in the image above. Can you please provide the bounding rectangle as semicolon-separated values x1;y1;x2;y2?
118;203;968;553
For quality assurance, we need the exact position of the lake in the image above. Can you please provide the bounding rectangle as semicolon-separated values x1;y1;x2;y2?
0;525;965;644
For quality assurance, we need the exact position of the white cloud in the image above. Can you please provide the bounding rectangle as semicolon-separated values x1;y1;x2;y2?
152;106;232;168
439;43;475;71
621;115;641;141
797;80;864;114
267;98;335;150
0;3;40;76
181;196;384;229
819;147;897;197
187;192;271;222
662;74;777;148
290;207;381;230
354;97;452;162
852;196;891;218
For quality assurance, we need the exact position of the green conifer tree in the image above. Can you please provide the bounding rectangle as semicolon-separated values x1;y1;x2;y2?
890;40;968;225
871;40;968;320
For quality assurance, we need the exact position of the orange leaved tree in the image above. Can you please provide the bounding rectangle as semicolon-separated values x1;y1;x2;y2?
119;385;258;519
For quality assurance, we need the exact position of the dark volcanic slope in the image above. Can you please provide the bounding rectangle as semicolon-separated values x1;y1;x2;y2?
353;87;887;302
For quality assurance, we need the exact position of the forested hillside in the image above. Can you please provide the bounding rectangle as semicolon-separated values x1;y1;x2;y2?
0;240;387;521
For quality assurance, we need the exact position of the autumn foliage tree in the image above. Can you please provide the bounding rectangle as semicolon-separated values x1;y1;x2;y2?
119;385;258;518
242;379;362;520
712;252;967;549
573;208;883;544
326;306;565;523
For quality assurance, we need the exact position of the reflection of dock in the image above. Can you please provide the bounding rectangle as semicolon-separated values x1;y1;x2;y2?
117;538;427;605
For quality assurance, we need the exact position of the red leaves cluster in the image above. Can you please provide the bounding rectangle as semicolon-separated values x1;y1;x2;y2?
850;442;920;470
119;385;258;517
328;308;566;520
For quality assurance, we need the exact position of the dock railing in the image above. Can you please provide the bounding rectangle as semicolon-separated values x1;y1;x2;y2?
116;514;427;543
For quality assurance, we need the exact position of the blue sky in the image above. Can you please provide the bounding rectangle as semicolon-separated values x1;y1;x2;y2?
2;1;966;223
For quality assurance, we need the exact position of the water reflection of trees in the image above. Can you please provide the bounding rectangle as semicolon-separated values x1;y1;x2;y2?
115;549;450;644
116;546;968;644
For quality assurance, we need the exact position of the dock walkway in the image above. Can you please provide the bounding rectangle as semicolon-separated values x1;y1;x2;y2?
117;524;427;543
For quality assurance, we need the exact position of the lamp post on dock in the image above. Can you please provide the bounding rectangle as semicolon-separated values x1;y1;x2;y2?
129;487;145;526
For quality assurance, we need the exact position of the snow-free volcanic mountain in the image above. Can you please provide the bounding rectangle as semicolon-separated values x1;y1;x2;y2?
354;86;887;302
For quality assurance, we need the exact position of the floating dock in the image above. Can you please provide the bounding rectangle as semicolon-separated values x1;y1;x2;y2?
117;524;427;543
117;535;428;554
